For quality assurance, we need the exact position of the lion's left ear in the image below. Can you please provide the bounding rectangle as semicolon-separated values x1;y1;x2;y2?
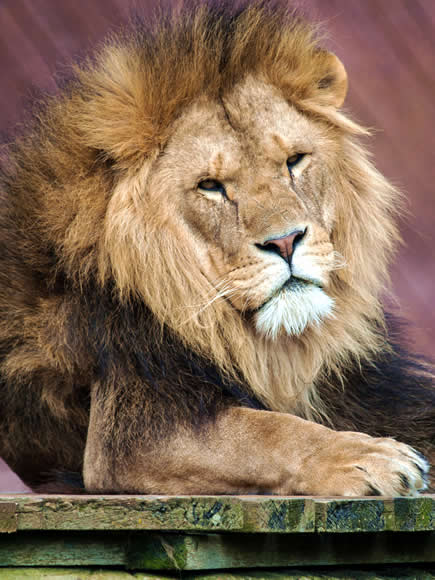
314;51;348;108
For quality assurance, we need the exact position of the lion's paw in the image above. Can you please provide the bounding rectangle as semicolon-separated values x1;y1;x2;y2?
302;432;430;497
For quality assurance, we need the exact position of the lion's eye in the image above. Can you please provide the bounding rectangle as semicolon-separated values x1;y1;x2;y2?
286;153;305;173
198;179;227;197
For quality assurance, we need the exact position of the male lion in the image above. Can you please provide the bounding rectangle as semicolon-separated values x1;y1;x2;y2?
0;2;434;496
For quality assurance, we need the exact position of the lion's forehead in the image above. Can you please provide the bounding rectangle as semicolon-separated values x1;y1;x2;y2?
163;77;320;180
223;76;317;153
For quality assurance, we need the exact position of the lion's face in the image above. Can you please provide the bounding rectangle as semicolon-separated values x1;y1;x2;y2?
148;77;339;338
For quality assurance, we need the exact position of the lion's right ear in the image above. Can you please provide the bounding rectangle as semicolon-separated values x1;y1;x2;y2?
313;51;348;109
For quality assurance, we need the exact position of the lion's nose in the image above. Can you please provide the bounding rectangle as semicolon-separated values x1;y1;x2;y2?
258;228;306;262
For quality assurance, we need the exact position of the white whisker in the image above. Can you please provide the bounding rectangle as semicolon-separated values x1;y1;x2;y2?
331;251;347;270
180;283;239;323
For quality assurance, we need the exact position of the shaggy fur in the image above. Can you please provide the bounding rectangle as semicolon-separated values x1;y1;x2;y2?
0;1;433;494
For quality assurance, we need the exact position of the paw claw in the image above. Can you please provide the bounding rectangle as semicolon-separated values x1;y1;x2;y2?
367;484;382;496
399;473;410;491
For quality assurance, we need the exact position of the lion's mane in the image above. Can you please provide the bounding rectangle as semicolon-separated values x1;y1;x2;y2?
1;1;401;429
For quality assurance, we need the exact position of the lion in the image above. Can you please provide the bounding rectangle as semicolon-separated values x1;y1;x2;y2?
0;2;433;496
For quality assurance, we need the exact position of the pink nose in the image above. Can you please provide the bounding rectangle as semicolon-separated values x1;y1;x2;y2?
262;229;306;261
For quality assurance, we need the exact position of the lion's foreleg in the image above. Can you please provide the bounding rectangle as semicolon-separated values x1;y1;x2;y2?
83;400;429;496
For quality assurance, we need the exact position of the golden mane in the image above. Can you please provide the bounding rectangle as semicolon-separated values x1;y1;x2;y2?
3;1;401;419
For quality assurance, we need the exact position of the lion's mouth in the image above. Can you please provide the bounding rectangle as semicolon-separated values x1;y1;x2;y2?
283;276;323;291
253;276;334;338
254;276;324;313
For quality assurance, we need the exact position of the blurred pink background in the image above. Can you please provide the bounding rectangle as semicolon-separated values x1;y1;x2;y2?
1;0;434;491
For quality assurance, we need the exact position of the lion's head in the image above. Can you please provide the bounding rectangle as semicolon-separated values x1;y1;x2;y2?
6;3;400;416
157;74;346;335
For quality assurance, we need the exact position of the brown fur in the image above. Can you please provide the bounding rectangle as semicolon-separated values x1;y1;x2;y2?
0;2;433;495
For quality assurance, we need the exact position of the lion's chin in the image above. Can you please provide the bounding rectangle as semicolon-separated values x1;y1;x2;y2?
254;283;334;340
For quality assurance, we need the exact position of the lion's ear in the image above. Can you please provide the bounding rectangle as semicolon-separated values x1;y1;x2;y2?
314;51;348;108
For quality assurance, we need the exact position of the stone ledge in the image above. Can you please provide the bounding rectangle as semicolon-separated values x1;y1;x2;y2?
0;494;434;534
1;567;435;579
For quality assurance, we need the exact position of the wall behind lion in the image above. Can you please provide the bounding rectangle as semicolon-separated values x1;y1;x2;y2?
0;0;434;491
